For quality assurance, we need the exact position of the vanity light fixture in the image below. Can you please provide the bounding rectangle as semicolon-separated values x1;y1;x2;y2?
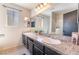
35;3;48;11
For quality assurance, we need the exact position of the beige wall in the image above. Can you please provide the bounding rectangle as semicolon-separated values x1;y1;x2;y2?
0;4;30;49
50;12;63;35
55;13;63;35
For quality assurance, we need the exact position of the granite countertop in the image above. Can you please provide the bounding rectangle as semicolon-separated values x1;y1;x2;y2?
23;32;79;55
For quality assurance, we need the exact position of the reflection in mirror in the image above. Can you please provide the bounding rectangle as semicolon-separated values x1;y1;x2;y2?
31;14;50;34
31;3;78;36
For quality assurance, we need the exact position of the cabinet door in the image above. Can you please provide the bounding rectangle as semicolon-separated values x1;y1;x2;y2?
22;35;27;46
34;41;44;51
33;45;44;55
28;38;33;54
45;46;61;55
22;35;28;48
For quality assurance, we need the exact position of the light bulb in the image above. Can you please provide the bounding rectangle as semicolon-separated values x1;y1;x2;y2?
43;3;47;6
40;4;43;8
24;17;28;21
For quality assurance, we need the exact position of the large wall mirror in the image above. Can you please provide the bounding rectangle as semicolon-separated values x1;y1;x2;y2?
31;3;78;36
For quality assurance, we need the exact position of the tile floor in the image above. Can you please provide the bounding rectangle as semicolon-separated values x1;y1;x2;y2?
0;45;31;55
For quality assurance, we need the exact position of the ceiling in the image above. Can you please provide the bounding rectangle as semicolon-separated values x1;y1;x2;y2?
15;3;78;16
15;3;38;10
41;3;78;16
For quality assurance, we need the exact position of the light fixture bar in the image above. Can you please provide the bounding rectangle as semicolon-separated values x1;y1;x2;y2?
35;3;48;11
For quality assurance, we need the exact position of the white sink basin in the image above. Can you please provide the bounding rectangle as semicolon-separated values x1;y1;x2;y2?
43;38;61;45
37;36;43;42
36;36;61;45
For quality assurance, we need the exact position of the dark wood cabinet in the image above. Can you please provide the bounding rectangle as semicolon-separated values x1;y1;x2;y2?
27;37;34;54
34;41;44;51
22;35;61;55
33;45;44;55
45;46;61;55
22;34;28;48
33;41;44;55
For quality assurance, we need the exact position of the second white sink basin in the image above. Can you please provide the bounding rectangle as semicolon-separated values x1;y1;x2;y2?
37;36;43;42
36;36;61;45
43;38;61;45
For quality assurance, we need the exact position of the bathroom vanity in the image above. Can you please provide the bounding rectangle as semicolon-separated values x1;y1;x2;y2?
22;32;79;55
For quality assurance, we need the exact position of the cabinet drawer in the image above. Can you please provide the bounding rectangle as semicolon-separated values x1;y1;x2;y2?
45;46;61;55
34;41;44;51
27;37;34;42
28;39;33;54
22;35;27;47
33;45;44;55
